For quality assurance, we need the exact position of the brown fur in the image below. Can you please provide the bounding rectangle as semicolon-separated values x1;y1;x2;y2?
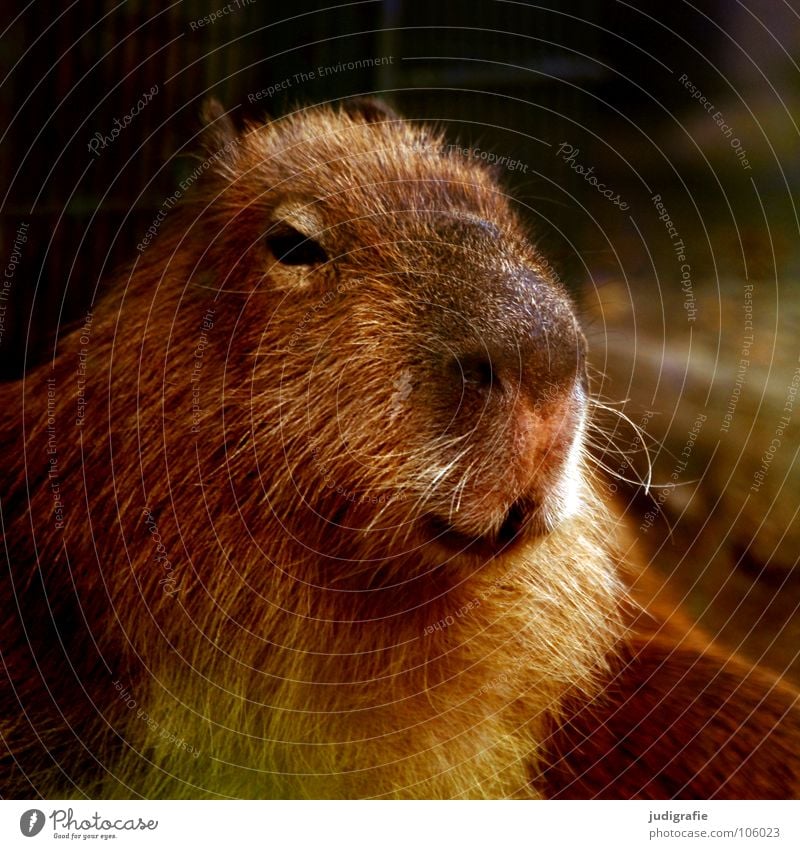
1;100;798;799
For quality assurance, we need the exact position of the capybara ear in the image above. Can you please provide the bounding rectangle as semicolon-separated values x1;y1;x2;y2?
340;96;400;124
199;97;238;153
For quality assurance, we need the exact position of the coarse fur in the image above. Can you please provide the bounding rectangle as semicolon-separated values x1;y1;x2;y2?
1;99;798;799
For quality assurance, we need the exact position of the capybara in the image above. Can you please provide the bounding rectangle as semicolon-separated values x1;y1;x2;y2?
1;98;798;799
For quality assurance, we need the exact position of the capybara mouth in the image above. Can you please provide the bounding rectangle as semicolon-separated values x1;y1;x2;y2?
426;495;545;559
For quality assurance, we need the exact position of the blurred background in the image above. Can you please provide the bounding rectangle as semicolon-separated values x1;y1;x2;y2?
1;0;798;678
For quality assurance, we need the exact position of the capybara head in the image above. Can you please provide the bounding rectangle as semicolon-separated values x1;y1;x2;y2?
188;99;589;584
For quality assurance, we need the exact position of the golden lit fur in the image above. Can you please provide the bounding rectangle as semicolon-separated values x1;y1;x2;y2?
1;100;798;799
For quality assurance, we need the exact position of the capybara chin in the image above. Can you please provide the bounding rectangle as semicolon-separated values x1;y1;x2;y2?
1;98;798;799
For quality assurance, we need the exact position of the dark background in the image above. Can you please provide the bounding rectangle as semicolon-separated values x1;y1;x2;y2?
2;0;797;375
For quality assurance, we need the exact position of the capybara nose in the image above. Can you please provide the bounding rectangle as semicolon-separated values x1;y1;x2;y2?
447;302;585;410
451;339;583;404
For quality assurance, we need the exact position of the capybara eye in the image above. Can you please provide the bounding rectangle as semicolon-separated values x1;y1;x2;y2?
264;223;328;266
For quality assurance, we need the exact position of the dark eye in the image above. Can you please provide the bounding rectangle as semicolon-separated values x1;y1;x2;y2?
265;223;328;266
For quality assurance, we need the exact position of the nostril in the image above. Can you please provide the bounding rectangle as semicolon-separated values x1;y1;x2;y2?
453;352;498;393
